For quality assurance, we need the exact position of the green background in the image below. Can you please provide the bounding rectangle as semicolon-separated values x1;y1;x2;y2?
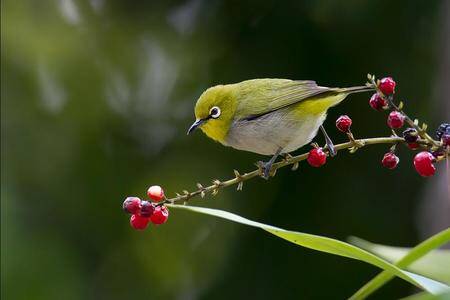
2;0;448;299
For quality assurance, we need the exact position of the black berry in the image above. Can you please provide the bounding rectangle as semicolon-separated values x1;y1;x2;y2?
402;128;419;143
140;201;155;218
436;123;450;140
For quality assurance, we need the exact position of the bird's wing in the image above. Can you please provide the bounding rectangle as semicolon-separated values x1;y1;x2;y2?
234;79;333;121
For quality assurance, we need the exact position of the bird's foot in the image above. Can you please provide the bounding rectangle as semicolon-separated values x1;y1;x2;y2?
256;160;274;180
320;125;337;157
327;143;337;157
256;148;282;180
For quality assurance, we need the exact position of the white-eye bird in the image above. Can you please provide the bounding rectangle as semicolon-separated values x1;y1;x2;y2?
188;78;373;178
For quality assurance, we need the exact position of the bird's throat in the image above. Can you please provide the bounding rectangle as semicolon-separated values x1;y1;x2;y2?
200;120;230;144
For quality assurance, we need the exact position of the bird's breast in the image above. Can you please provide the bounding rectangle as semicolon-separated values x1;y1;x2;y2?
225;107;327;155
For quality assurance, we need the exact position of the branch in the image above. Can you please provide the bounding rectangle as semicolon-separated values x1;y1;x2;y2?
159;135;429;206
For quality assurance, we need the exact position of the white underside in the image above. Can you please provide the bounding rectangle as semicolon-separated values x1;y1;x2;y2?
225;108;327;155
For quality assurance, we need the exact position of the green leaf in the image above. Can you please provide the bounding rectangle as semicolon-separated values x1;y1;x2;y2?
401;291;450;300
349;228;450;299
350;236;450;283
168;204;449;295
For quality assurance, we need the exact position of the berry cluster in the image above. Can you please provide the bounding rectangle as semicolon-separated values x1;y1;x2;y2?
123;185;169;230
367;76;448;177
306;76;448;177
368;77;406;129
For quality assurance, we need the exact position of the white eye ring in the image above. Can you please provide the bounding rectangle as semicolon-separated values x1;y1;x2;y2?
209;106;221;119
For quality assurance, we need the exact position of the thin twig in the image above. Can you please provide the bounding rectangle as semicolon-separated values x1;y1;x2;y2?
159;136;437;206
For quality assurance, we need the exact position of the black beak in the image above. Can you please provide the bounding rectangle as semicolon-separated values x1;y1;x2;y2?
187;119;206;135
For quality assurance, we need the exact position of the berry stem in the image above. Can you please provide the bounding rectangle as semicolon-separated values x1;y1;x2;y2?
386;95;437;145
367;76;440;147
158;136;439;207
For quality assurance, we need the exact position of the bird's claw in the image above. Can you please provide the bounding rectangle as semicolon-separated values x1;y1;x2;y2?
328;145;337;157
320;125;337;157
256;161;272;180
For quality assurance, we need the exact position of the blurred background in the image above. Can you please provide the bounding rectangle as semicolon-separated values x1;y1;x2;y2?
2;0;449;299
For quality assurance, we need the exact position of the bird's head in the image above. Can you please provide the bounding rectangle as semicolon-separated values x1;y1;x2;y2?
187;84;237;144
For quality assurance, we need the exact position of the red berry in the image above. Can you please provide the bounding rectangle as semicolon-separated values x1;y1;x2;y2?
123;197;141;214
147;185;165;202
140;201;155;218
307;148;327;167
387;111;405;129
379;77;396;95
413;151;436;177
369;93;388;111
130;214;150;230
442;134;450;147
150;206;169;225
336;115;352;132
407;142;420;150
381;152;399;169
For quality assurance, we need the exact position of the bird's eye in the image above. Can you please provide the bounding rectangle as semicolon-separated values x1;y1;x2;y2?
209;106;221;119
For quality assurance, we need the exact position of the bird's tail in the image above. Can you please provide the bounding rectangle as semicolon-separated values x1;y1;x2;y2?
314;85;375;110
336;85;375;94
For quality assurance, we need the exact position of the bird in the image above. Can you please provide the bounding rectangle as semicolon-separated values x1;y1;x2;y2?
187;78;374;179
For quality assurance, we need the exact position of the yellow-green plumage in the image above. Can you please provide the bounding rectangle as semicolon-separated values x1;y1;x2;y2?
191;78;371;156
194;84;237;143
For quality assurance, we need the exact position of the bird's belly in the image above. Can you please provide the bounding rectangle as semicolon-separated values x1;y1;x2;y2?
226;109;327;155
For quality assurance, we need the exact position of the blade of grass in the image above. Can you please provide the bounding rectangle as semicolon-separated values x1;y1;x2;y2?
349;228;450;300
350;237;450;283
168;204;449;295
400;290;450;300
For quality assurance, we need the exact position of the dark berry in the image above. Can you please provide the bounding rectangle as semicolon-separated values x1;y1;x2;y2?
387;111;405;129
381;152;399;169
432;149;445;158
150;206;169;225
140;201;155;218
336;115;352;133
307;148;327;167
147;185;165;202
435;123;450;140
369;93;388;111
413;151;436;177
123;197;141;214
130;214;150;230
379;77;396;95
402;128;418;143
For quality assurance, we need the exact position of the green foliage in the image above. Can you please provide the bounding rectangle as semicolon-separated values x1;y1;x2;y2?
349;229;450;299
169;204;450;297
351;236;450;283
401;291;450;300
